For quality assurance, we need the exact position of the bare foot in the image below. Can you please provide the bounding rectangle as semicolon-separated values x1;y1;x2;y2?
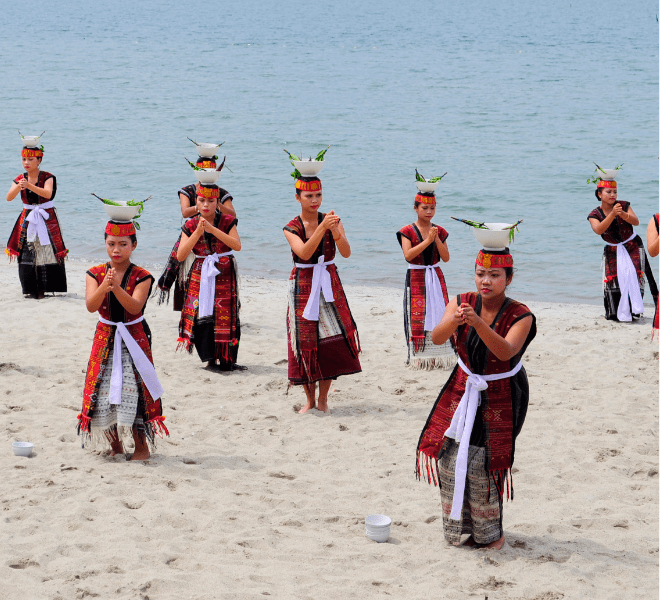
109;441;125;456
130;428;150;461
317;399;329;412
461;535;478;548
299;402;316;414
479;535;506;550
130;448;151;461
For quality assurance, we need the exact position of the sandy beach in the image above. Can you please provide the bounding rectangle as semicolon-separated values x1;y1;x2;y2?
0;259;657;600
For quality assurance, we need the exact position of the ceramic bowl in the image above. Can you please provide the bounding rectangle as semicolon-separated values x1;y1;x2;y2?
196;143;221;158
473;223;513;250
597;169;618;181
195;169;221;185
21;136;40;148
416;181;439;194
103;203;140;222
12;442;33;457
293;160;325;177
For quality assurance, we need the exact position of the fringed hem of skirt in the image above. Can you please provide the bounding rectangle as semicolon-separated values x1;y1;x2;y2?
155;287;171;306
407;354;456;371
176;337;194;353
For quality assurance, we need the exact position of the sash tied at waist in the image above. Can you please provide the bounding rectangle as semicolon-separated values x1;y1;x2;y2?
23;201;54;246
98;316;164;406
604;231;643;322
196;251;234;319
295;256;336;321
408;262;446;330
445;356;523;520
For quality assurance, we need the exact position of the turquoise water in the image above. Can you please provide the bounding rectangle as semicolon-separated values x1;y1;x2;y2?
1;0;657;304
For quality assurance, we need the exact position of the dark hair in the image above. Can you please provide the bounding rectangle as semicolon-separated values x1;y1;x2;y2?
294;176;321;197
104;220;137;244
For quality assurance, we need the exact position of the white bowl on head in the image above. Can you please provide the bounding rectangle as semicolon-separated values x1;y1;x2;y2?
12;442;33;457
196;143;221;158
21;136;40;148
597;168;618;181
103;203;140;222
293;160;325;177
473;223;513;250
416;181;439;194
195;169;221;185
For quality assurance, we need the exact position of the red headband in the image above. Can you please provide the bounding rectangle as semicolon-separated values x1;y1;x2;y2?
105;221;136;237
295;179;322;192
597;180;617;189
196;184;220;199
22;148;43;158
197;160;216;169
415;193;436;205
476;250;513;269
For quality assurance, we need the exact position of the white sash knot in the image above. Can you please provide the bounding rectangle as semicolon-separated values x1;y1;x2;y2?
408;262;446;330
98;316;164;406
605;231;643;322
295;256;335;321
196;251;233;319
23;201;54;246
445;356;523;520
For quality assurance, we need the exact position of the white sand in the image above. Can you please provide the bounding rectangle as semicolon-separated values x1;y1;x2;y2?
0;260;657;600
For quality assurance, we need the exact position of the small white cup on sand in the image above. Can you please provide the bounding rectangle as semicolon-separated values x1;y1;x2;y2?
365;514;392;543
12;442;33;457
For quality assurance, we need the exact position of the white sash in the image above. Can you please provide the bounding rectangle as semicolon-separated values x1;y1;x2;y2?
445;356;523;520
98;316;164;405
294;256;336;321
408;262;446;330
196;251;234;319
604;231;643;322
23;201;54;246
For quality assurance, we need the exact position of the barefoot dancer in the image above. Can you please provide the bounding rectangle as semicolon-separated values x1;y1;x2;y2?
175;184;242;370
156;146;235;309
587;166;657;321
78;215;168;460
397;173;454;369
416;223;536;549
6;134;67;299
283;150;361;413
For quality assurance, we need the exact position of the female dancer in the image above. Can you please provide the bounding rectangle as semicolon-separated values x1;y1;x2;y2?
79;218;167;460
284;168;361;414
647;213;659;337
587;169;657;321
6;141;67;298
397;183;453;369
416;238;536;550
176;184;242;370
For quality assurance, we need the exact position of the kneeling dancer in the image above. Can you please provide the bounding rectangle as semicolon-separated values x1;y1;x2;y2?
78;213;168;460
416;224;536;549
283;149;361;413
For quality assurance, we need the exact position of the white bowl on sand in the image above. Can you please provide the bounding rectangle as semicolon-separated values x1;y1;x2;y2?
293;160;325;177
21;136;41;148
195;169;221;185
366;527;391;543
473;223;513;250
103;203;140;222
196;143;221;158
365;514;392;542
12;442;33;457
416;181;439;194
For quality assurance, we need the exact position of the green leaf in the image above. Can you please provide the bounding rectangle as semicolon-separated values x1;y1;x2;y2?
415;169;426;182
185;157;202;171
315;145;330;161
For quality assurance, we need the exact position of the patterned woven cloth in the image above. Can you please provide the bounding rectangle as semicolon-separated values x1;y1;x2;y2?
284;214;361;383
177;213;240;364
397;223;455;369
588;202;658;320
78;263;168;447
417;292;536;503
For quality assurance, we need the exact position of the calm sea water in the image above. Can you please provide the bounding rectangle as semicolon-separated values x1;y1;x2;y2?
1;0;657;304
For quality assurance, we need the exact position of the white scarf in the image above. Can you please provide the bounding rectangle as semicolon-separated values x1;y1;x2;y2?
196;252;234;319
294;256;336;321
408;262;446;330
23;201;54;246
605;231;644;322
